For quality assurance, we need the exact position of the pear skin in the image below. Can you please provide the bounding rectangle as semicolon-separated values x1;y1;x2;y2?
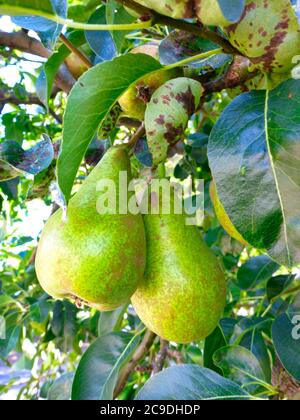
35;146;146;311
210;181;249;247
131;188;226;343
119;67;180;121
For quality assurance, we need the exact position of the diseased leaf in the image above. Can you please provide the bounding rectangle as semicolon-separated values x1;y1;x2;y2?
159;30;231;70
145;77;203;166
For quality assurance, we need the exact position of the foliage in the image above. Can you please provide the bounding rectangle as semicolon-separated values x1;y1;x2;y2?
0;0;299;401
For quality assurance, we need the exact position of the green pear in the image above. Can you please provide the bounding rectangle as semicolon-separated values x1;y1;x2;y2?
131;186;226;343
35;146;146;311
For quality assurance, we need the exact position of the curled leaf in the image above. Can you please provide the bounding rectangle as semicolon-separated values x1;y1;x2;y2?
145;77;203;166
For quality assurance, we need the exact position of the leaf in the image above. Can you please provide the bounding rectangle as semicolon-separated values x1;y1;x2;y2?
12;0;67;49
213;345;266;393
159;30;231;70
239;330;271;382
47;373;74;400
85;7;117;62
145;77;203;166
98;305;126;336
0;0;54;17
236;255;279;290
208;79;300;266
136;365;251;400
266;274;295;301
71;332;140;400
217;0;245;23
272;312;300;382
58;54;162;202
0;136;54;181
106;1;136;53
134;137;153;167
230;318;272;346
203;325;227;374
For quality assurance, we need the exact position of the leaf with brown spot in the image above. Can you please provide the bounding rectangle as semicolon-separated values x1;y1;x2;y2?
145;77;203;166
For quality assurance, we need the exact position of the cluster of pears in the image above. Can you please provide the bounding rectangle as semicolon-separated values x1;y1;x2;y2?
36;146;226;343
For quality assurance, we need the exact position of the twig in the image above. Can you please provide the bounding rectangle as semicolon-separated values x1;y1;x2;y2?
203;56;258;94
59;34;92;69
115;0;239;55
113;329;156;399
152;339;168;374
0;30;75;93
0;89;62;123
125;123;145;148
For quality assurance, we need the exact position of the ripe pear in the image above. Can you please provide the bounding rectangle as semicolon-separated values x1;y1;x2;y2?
118;47;180;121
35;146;146;311
210;181;249;247
131;187;226;343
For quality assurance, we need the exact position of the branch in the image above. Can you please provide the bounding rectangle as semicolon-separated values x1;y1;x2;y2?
203;56;259;94
59;34;92;69
0;30;75;94
0;88;62;123
152;339;168;374
126;123;145;148
113;329;156;399
115;0;239;55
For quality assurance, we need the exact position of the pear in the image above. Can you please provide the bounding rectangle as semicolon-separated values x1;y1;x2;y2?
210;181;249;247
131;186;226;343
118;66;180;121
35;146;146;311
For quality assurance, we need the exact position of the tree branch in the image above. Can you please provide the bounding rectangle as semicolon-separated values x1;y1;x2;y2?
113;330;156;399
59;34;92;69
152;339;168;374
0;88;62;123
0;30;75;94
115;0;239;55
203;56;258;94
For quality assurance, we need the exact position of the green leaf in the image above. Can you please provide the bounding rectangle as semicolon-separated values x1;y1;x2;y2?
204;325;227;374
213;345;266;393
239;330;271;382
136;365;251;400
0;0;54;16
58;54;162;202
98;305;126;336
208;79;300;266
47;373;74;400
272;312;300;382
236;255;279;290
71;332;140;400
267;274;295;301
